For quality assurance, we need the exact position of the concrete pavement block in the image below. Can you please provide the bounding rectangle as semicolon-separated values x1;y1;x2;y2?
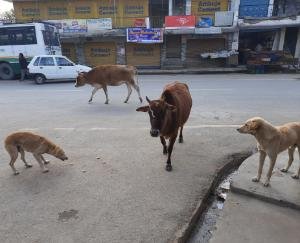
232;152;300;210
210;193;300;243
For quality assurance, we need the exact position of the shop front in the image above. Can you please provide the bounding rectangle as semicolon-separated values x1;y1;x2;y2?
126;43;161;67
84;42;117;67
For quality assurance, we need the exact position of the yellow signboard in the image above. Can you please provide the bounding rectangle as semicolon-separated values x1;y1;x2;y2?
192;0;228;17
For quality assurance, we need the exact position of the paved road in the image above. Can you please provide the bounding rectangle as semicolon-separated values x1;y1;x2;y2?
0;74;299;242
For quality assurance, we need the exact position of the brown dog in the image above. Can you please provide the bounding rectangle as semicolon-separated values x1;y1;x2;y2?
237;117;300;186
4;132;68;175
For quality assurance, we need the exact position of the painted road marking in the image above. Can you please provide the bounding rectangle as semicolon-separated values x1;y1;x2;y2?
9;125;240;132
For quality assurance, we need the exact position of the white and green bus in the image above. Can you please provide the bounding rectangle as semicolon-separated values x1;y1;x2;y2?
0;22;62;79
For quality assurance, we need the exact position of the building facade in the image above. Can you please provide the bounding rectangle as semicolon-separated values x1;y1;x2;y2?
9;0;239;69
11;0;299;69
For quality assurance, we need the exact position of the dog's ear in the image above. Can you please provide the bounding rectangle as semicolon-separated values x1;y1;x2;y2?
250;120;260;130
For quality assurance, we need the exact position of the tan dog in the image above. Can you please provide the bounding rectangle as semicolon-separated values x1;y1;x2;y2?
4;132;68;175
237;117;300;186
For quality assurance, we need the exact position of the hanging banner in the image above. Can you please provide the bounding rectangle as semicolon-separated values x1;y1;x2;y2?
48;19;87;33
126;28;163;43
87;18;112;31
165;16;196;29
61;19;87;33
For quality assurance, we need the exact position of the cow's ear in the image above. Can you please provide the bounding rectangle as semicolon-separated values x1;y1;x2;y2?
136;106;149;112
166;104;177;112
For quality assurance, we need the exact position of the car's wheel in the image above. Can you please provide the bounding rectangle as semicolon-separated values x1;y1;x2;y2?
34;74;46;84
0;63;15;80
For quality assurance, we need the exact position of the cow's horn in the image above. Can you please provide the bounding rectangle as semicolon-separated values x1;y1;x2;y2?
146;96;151;103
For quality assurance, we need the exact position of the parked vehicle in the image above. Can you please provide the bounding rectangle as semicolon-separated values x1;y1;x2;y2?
28;55;91;84
0;23;62;80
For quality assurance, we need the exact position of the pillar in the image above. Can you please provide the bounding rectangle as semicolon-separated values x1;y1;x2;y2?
278;27;286;51
169;0;173;16
186;0;192;15
294;27;300;59
75;41;86;65
116;42;126;65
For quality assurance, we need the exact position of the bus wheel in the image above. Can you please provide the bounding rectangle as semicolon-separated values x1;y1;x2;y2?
0;63;15;80
34;74;46;84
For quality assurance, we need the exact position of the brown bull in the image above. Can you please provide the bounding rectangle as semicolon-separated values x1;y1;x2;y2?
136;81;192;171
75;65;142;104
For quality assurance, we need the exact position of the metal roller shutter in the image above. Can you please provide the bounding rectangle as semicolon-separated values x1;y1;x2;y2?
186;38;225;58
126;43;161;68
84;42;116;67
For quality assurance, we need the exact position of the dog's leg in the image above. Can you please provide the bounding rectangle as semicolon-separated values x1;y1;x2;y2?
6;145;19;175
264;154;277;187
33;154;49;173
9;154;19;175
281;145;296;172
41;155;50;164
292;147;300;179
19;148;32;168
252;150;266;182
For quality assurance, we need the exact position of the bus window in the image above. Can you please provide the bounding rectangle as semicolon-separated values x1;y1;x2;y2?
43;25;60;47
0;29;9;45
5;26;37;45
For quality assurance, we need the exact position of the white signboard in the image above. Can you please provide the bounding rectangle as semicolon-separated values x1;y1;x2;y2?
215;11;234;27
195;27;222;34
87;18;112;32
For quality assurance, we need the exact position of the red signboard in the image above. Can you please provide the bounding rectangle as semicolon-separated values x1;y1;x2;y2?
165;15;196;28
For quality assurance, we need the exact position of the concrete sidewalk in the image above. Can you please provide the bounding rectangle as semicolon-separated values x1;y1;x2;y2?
210;152;300;243
138;67;247;75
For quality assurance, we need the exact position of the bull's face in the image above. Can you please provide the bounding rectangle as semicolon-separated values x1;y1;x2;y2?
75;72;87;87
136;96;176;137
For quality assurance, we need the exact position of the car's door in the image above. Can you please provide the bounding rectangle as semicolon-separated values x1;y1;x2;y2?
38;57;57;79
55;57;77;79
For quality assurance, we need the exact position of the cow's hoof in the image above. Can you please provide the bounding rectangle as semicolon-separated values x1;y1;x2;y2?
14;171;20;175
25;164;33;168
44;160;50;164
42;169;49;173
178;137;183;143
139;97;143;103
280;168;288;173
124;100;128;104
263;181;270;187
165;164;172;172
163;149;167;155
292;174;299;179
252;177;259;182
88;100;92;103
104;101;109;105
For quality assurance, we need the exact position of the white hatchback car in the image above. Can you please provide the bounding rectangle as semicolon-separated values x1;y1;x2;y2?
28;55;91;84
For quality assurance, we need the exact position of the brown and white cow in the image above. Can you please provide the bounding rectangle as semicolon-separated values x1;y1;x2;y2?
136;81;192;171
75;65;142;104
